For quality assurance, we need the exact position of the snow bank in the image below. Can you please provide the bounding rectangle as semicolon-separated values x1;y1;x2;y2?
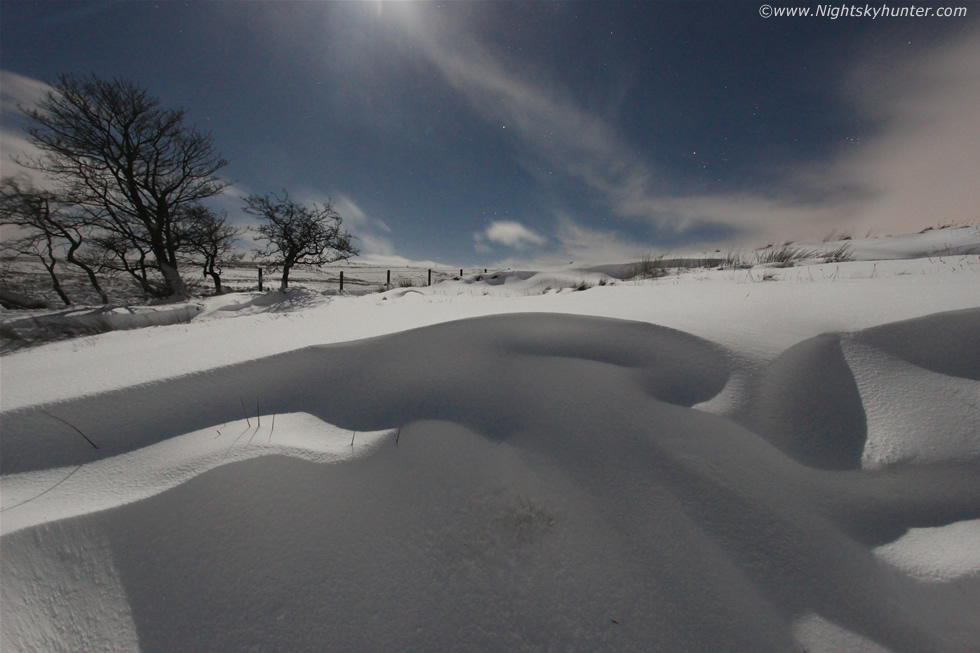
0;314;732;475
1;516;140;653
1;416;391;652
1;303;204;350
839;225;980;261
0;414;392;534
875;519;980;583
731;307;980;471
3;308;979;651
1;229;978;652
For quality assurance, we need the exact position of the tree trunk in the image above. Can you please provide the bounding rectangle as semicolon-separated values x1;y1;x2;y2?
65;242;108;305
120;252;154;299
82;266;109;304
39;236;71;305
157;259;188;298
208;271;223;295
280;264;291;291
40;257;71;306
202;256;224;295
149;220;187;298
49;274;71;305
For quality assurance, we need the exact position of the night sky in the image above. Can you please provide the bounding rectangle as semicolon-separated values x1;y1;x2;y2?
2;1;977;266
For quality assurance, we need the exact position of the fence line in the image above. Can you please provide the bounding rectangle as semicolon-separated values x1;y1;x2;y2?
224;266;495;294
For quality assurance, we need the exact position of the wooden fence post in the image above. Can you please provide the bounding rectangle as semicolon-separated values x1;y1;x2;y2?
340;270;344;292
258;267;263;291
428;269;432;286
386;270;391;287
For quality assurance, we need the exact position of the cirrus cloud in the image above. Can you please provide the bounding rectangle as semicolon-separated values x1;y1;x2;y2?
396;9;980;250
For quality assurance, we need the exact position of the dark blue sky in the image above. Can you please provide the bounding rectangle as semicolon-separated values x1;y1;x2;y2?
2;1;977;265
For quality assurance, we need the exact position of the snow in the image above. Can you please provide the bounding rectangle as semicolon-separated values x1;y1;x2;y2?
845;334;980;469
0;414;392;534
828;225;980;261
1;227;978;652
875;520;980;583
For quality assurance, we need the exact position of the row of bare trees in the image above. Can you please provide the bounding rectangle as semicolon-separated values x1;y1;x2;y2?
1;74;357;306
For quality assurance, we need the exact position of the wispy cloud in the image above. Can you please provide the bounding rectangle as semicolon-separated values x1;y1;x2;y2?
817;29;980;236
397;12;980;252
0;69;49;117
397;11;666;228
0;70;54;186
649;26;980;244
331;193;396;258
280;189;399;261
551;216;648;264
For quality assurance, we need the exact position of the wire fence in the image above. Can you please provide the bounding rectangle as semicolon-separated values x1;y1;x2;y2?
219;264;496;295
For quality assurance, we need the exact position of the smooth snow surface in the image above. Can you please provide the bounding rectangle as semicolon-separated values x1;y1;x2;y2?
0;414;392;534
2;230;979;652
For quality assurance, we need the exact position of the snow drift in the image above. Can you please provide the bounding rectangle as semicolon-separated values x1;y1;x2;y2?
3;305;979;652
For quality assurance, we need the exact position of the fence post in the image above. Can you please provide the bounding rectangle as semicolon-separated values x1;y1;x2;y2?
428;269;432;286
258;267;263;291
460;268;463;277
340;270;344;293
386;270;391;287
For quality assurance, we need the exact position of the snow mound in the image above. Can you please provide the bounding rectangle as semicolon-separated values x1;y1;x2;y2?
853;307;980;381
0;414;391;535
0;313;731;475
842;225;980;261
3;310;979;651
734;332;868;470
731;308;980;471
875;519;980;582
846;342;980;469
0;303;203;352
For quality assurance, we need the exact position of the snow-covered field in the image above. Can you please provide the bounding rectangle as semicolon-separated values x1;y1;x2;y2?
1;227;979;652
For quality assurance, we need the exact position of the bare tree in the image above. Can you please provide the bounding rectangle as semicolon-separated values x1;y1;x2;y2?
0;177;108;304
18;74;229;299
244;190;358;291
179;205;243;295
89;230;156;299
0;226;70;305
